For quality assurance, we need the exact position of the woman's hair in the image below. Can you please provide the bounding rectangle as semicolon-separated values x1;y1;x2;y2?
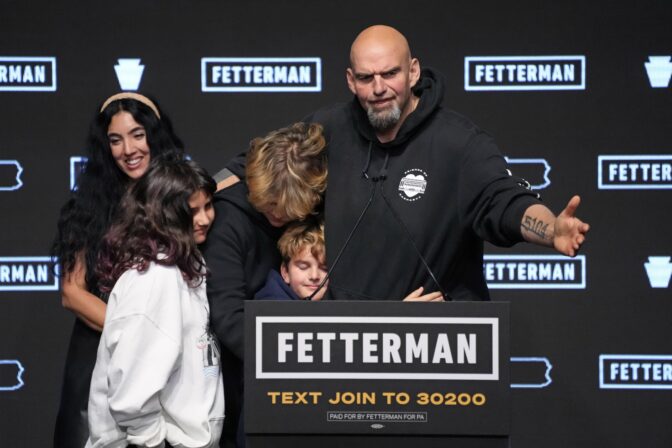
277;218;326;265
246;122;327;221
51;94;184;295
95;154;215;292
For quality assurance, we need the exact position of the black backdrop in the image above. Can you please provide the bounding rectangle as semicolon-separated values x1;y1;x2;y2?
1;1;671;446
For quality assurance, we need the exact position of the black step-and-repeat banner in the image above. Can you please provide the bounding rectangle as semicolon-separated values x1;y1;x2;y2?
1;1;671;447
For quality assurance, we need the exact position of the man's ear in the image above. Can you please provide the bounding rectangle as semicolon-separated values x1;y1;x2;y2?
280;263;290;284
409;58;421;88
346;68;357;95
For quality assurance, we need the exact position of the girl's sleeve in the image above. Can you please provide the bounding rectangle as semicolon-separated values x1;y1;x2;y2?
103;266;183;447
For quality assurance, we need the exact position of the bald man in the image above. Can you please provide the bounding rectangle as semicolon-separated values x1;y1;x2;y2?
222;24;589;302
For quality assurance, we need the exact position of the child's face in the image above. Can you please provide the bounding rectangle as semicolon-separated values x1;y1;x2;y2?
260;200;290;228
188;189;215;244
281;246;328;300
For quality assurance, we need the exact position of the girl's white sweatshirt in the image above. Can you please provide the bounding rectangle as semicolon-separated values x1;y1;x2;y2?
86;262;224;448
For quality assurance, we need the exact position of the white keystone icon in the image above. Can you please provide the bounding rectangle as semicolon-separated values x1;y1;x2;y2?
114;58;145;91
644;256;672;288
644;56;672;88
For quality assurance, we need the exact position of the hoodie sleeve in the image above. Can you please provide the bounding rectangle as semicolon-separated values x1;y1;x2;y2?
102;266;182;447
202;206;248;361
458;131;542;246
224;151;247;180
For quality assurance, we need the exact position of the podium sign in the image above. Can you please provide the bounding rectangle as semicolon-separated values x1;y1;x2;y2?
244;301;510;436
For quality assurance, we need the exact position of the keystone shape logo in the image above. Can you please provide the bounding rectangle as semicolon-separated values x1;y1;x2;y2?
644;56;672;88
114;58;145;91
644;256;672;288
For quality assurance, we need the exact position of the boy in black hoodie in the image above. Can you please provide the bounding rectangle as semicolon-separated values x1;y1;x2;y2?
203;123;327;447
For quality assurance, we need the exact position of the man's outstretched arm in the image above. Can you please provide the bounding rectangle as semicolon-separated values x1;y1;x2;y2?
520;195;590;257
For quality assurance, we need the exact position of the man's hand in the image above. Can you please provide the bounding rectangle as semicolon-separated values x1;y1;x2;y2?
521;196;590;257
403;286;445;302
553;195;590;257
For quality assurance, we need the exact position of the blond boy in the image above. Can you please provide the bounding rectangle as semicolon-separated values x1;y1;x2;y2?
255;220;327;300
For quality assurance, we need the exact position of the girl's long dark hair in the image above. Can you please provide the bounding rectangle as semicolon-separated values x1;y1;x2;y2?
51;95;184;296
95;155;216;292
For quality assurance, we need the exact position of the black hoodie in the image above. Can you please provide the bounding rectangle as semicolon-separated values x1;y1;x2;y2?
202;181;283;447
203;181;283;358
304;68;541;301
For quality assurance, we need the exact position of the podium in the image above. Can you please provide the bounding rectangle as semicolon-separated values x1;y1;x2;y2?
244;301;510;447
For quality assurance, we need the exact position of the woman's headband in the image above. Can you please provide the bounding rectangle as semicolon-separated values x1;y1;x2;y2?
99;92;161;118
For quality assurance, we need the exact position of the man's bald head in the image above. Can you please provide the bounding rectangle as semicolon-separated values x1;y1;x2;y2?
346;25;421;142
349;25;412;68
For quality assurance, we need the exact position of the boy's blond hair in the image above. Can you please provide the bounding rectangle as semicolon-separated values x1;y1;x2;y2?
277;220;326;266
246;122;327;222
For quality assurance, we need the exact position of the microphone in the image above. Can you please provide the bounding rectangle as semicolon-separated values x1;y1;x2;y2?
307;144;451;301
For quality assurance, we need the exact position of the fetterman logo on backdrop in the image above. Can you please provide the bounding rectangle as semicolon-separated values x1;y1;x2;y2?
598;155;672;189
70;156;87;190
255;316;499;380
600;354;672;390
644;56;672;88
0;57;57;91
510;357;553;389
0;160;24;191
505;157;551;190
464;55;586;91
201;57;322;92
114;58;145;91
644;256;672;288
0;257;59;291
0;360;25;392
483;254;586;289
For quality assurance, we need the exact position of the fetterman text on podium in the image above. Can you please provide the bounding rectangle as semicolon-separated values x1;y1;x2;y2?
244;300;510;448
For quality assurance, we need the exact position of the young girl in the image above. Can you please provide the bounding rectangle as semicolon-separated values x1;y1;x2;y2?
85;155;224;448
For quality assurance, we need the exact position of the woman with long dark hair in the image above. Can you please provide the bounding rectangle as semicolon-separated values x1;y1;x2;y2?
85;155;223;448
51;93;184;447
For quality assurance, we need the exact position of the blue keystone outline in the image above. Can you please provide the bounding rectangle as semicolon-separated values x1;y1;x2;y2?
0;160;24;191
510;356;553;389
505;157;552;190
0;360;25;391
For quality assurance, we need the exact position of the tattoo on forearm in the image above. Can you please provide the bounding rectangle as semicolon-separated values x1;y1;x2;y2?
522;215;550;240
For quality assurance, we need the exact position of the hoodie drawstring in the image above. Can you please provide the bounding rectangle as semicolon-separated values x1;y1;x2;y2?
361;141;390;182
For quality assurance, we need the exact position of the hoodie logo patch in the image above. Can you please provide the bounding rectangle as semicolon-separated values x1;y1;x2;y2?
398;169;428;202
